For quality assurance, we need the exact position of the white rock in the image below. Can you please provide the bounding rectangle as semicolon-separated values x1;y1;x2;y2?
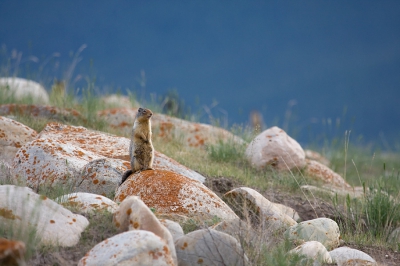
113;196;177;265
159;219;184;242
55;192;118;214
77;158;127;196
175;229;248;266
0;77;49;104
0;185;89;247
284;217;340;251
273;202;301;221
115;170;238;221
329;247;377;266
245;126;306;171
224;187;297;231
289;241;332;265
0;116;37;165
211;218;264;247
78;230;175;266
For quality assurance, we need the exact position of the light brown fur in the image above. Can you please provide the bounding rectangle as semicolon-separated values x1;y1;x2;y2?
120;107;154;185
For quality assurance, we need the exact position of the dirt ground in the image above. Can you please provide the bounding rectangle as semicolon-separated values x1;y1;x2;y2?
207;177;400;266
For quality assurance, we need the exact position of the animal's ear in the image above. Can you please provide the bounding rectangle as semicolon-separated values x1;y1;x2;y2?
138;107;143;113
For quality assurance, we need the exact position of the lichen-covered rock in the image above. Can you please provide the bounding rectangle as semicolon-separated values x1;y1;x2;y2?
0;116;37;165
98;107;245;147
0;104;81;121
38;122;205;183
56;192;118;214
0;238;26;266
11;138;103;188
78;230;175;266
329;247;377;266
153;151;205;183
0;77;49;104
224;187;296;231
0;185;89;247
37;122;130;160
115;170;238;221
245;126;306;171
305;159;352;189
289;241;332;265
284;218;340;251
77;158;128;196
175;229;248;266
113;196;177;265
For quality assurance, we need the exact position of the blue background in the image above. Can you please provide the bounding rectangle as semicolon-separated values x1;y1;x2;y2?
1;1;399;147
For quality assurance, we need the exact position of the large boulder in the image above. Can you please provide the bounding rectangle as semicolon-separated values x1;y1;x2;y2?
175;229;248;266
115;170;238;221
11;122;205;195
224;187;297;232
11;138;125;196
284;218;340;251
0;77;49;104
98;107;245;147
113;196;177;265
38;122;205;183
245;126;306;171
0;185;89;247
78;230;176;266
329;247;377;266
0;116;37;165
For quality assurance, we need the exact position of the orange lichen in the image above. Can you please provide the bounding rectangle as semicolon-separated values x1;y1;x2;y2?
133;222;139;229
0;208;20;220
50;220;55;224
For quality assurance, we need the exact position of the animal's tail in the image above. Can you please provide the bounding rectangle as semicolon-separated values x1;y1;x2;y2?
120;169;133;185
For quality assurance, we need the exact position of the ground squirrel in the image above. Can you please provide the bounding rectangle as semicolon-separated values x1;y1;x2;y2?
120;107;154;185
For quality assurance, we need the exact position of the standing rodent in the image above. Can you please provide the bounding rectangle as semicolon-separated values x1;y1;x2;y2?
120;107;154;185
